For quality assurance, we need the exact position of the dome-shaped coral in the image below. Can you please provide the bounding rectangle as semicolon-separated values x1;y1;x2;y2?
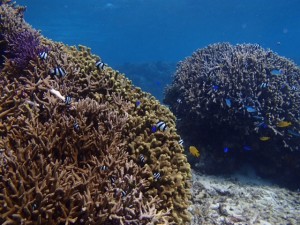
164;43;300;188
0;2;191;224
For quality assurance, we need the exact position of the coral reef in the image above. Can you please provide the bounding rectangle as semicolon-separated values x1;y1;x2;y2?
0;2;191;224
164;43;300;188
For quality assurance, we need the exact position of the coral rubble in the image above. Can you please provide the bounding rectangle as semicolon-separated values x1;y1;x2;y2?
190;170;300;225
0;2;191;224
164;43;300;187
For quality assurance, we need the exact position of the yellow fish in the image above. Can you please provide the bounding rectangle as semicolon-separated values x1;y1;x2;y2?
277;121;292;128
189;146;200;157
260;136;271;141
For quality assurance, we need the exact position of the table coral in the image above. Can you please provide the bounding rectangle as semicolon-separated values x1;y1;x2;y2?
164;43;300;188
0;2;191;224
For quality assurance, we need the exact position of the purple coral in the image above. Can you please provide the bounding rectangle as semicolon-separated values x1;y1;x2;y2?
5;29;44;70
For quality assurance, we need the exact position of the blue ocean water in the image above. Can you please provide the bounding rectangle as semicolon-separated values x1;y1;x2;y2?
17;0;300;101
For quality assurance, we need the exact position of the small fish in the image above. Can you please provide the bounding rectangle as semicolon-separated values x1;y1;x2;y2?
74;122;80;131
287;129;300;137
246;106;256;113
224;147;229;153
179;139;184;145
260;82;268;88
255;122;268;128
110;176;116;184
271;69;284;76
50;67;66;77
139;154;145;163
260;136;270;141
151;125;157;133
136;100;141;108
156;121;168;131
100;165;108;171
65;96;72;105
213;85;219;91
96;61;106;70
39;51;48;60
153;172;161;181
252;115;264;121
189;146;200;157
291;85;298;91
177;98;182;104
277;121;292;128
121;190;127;198
32;203;37;210
281;84;286;89
243;145;252;151
225;98;231;107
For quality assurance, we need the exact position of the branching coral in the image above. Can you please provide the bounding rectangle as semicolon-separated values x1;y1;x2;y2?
0;2;191;225
4;29;46;71
165;43;300;187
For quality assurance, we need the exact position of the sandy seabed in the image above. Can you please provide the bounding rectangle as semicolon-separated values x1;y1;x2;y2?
189;169;300;225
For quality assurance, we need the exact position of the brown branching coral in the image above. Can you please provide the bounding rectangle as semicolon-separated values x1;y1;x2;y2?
0;2;191;225
165;43;300;188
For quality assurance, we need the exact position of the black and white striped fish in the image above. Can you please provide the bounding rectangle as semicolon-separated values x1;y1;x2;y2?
74;122;80;131
121;190;127;198
179;139;184;145
156;121;168;131
50;67;66;77
96;61;106;70
39;51;48;60
139;154;145;163
100;165;108;171
260;82;268;88
65;96;72;105
153;172;161;181
110;176;116;185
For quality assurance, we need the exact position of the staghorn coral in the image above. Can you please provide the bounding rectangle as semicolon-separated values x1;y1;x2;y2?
0;2;191;224
4;29;47;71
164;43;300;187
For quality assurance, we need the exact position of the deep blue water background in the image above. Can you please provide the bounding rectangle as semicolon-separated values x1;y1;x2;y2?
17;0;300;101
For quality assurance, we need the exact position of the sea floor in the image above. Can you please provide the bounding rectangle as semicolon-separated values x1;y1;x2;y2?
189;169;300;225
